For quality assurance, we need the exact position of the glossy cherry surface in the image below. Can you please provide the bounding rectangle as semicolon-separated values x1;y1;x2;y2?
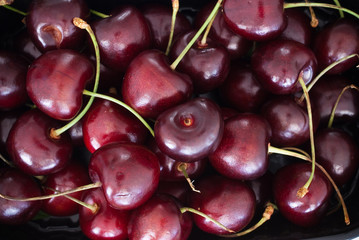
14;30;42;61
222;0;287;41
89;143;160;210
26;0;89;52
122;49;193;119
155;97;223;163
128;194;192;240
189;174;256;235
0;109;24;157
273;162;333;227
6;109;73;176
26;49;94;120
251;39;317;95
0;168;42;225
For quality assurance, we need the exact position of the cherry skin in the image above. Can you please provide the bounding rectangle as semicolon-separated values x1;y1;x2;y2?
91;5;152;73
122;49;193;119
188;174;256;235
170;31;230;94
82;97;149;153
222;0;287;41
89;142;160;210
0;51;29;110
79;188;129;240
26;49;94;121
209;113;271;180
0;167;42;225
128;194;193;240
315;128;359;186
26;0;90;52
251;39;317;95
247;171;274;208
13;30;42;62
273;162;333;227
6;109;73;176
156;181;189;204
42;161;91;216
155;97;224;163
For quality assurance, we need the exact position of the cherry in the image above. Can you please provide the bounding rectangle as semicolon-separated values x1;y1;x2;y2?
156;180;189;204
0;51;29;110
169;30;230;94
251;39;317;95
273;162;333;227
42;160;91;216
0;108;24;157
26;49;94;121
155;97;223;163
91;5;152;72
220;107;239;121
128;193;193;240
6;109;73;176
68;118;84;146
222;0;287;41
247;171;274;208
82;97;149;153
88;142;160;210
209;113;271;180
122;49;193;119
188;174;256;235
0;167;42;225
79;188;129;240
13;30;42;62
26;0;90;52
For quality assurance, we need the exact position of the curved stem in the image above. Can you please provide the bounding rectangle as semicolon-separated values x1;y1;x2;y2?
332;0;344;17
304;0;318;27
90;9;110;18
82;90;154;137
52;18;100;137
165;0;179;56
177;163;200;193
200;9;217;46
0;153;14;167
180;207;235;233
170;0;223;70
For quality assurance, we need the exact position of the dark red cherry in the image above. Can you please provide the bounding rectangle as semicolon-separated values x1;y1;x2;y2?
170;31;230;94
6;109;73;176
82;97;149;153
313;18;359;74
247;171;273;208
156;181;189;204
42;161;91;216
220;107;239;121
13;30;42;61
315;128;359;186
122;49;193;119
189;175;256;235
222;0;287;41
251;39;317;95
141;3;192;52
26;49;94;120
209;113;270;180
89;143;160;210
68;118;84;146
155;97;223;163
128;194;193;240
91;5;152;72
79;188;129;240
219;63;269;113
0;51;29;110
273;162;333;227
26;0;90;52
195;0;252;59
0;168;42;225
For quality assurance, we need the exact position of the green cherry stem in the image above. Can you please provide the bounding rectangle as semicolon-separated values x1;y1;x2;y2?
82;90;154;137
51;17;100;138
165;0;179;56
90;9;110;18
1;4;27;16
332;0;344;17
170;0;222;70
200;8;217;46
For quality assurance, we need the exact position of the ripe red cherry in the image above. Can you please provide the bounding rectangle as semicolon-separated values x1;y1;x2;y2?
222;0;287;41
88;143;160;210
26;0;89;52
26;49;94;120
0;109;24;157
13;30;42;61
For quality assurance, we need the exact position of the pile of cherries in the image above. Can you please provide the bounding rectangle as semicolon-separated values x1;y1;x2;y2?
1;0;359;239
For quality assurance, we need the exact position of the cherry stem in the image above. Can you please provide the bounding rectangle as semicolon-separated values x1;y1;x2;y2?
283;2;359;19
200;8;217;47
268;145;350;225
328;84;359;128
1;4;27;16
298;54;359;103
333;0;344;17
52;18;101;138
170;0;223;70
0;153;14;167
297;74;315;198
90;9;110;18
82;89;154;137
304;0;318;27
218;202;276;238
177;163;200;193
0;182;102;202
165;0;179;56
180;207;236;233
